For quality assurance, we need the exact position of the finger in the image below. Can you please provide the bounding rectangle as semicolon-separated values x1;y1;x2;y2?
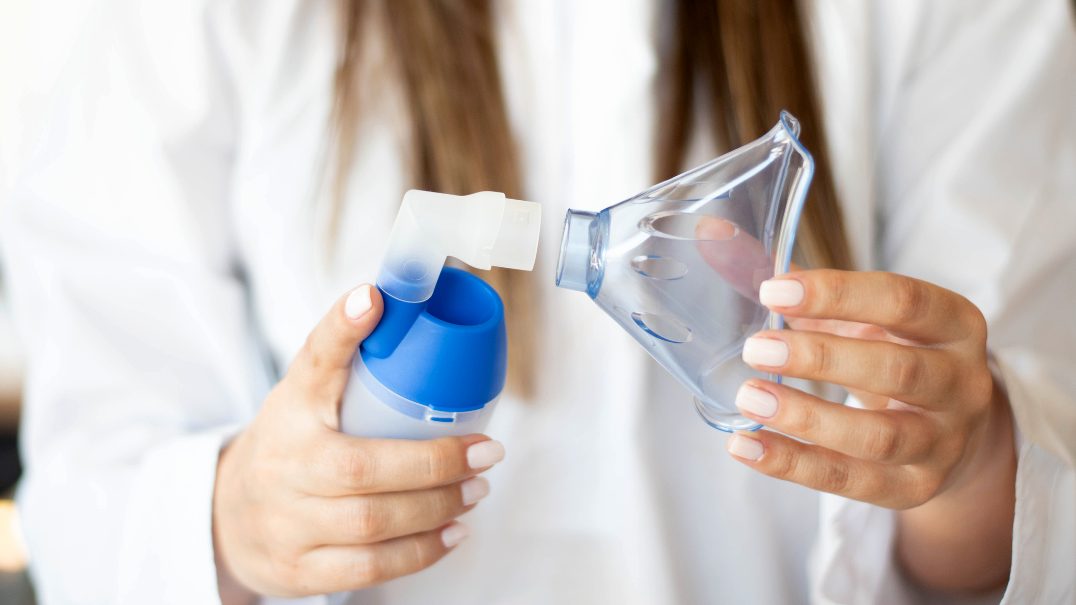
726;430;928;509
297;522;467;593
734;380;939;465
785;316;889;342
742;331;957;408
759;318;894;409
771;312;895;406
287;285;385;403
694;215;772;303
759;270;985;344
301;432;504;496
306;477;489;546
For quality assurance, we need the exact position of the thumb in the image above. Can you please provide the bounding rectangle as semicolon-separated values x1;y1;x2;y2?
287;284;384;405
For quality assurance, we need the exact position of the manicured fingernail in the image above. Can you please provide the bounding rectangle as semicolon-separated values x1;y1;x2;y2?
460;476;491;506
345;285;373;319
467;440;505;469
743;337;789;367
736;384;778;418
727;433;765;461
759;279;804;307
441;522;470;548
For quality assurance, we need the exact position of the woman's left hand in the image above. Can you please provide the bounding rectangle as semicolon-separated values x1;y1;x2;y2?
727;269;1016;591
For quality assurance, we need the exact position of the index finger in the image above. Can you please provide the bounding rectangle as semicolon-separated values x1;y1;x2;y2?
760;270;985;344
301;432;505;496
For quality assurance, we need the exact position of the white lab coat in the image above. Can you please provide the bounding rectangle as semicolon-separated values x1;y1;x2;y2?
2;0;1074;604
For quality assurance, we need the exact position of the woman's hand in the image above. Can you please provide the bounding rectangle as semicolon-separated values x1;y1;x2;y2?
726;270;1016;593
213;285;504;602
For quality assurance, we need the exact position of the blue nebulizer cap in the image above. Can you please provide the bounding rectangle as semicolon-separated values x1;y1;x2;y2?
361;267;507;413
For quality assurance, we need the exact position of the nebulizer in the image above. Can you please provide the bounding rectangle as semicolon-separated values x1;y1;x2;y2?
339;190;541;439
341;111;812;439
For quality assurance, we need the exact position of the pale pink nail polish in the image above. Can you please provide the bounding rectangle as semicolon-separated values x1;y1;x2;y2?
727;434;765;461
441;522;470;548
345;285;373;319
759;279;804;307
460;476;491;506
742;337;789;367
466;440;505;469
736;384;779;418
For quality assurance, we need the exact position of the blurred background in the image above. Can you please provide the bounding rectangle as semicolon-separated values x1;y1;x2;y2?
0;0;40;602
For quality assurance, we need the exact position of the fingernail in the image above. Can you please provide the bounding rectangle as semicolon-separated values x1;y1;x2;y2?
441;522;470;548
759;279;804;307
460;476;491;506
736;384;779;418
727;434;765;461
743;337;789;367
345;285;373;319
467;440;505;469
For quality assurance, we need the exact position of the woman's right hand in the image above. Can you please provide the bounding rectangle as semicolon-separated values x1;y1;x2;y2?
212;284;505;602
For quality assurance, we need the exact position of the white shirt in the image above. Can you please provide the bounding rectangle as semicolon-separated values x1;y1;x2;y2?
2;1;1074;604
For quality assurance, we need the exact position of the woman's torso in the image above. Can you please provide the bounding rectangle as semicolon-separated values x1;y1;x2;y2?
223;2;869;603
215;0;1075;603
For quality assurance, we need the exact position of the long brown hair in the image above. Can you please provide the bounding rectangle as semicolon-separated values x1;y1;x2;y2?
333;0;852;397
657;0;852;270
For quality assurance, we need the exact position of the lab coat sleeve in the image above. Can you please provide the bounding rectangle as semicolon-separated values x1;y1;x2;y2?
809;0;1076;603
2;0;271;602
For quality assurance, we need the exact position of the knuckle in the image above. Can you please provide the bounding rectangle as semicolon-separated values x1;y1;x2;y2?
884;349;926;396
817;457;853;495
786;397;822;438
906;471;944;507
807;338;839;379
347;498;386;541
338;447;376;491
769;446;800;480
931;357;961;395
262;539;304;586
422;441;458;484
965;368;995;410
263;518;299;567
964;301;989;342
861;416;902;463
327;314;352;348
299;334;326;372
264;510;293;543
351;550;386;587
436;485;459;516
250;451;281;487
892;278;931;325
410;534;438;569
934;432;965;469
825;271;853;315
269;559;301;588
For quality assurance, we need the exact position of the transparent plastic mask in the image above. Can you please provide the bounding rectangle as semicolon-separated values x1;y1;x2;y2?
556;112;813;432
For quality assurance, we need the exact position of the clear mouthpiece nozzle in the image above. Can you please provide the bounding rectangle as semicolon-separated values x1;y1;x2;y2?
379;190;542;303
364;190;541;358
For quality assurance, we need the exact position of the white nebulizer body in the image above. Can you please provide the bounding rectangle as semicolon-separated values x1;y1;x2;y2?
339;190;541;440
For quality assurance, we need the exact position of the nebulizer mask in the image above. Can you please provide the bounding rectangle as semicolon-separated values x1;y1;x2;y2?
556;112;813;432
342;111;812;439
